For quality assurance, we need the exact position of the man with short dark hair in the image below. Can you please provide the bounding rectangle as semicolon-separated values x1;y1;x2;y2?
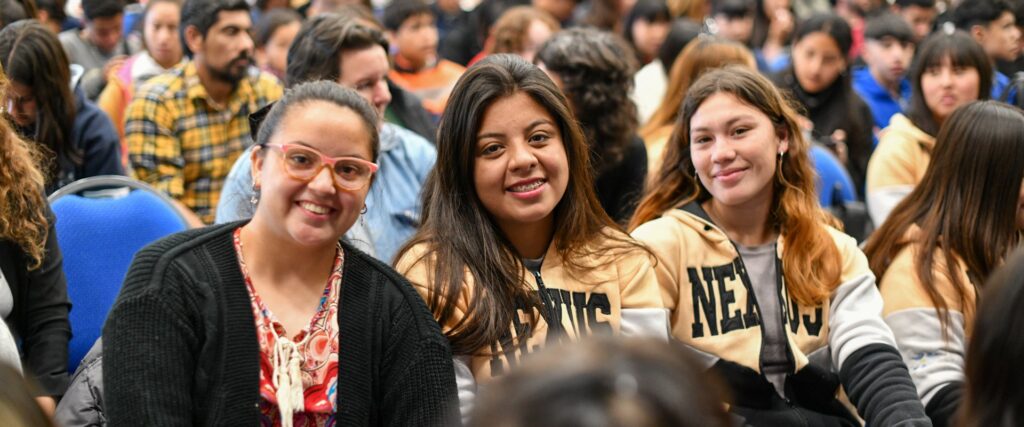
891;0;938;42
127;0;282;225
854;13;916;132
59;0;139;100
218;15;437;263
953;0;1021;101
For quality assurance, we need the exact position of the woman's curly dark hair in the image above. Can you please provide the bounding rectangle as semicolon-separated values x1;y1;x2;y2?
536;27;639;174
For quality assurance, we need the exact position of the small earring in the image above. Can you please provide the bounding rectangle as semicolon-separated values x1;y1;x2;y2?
250;194;259;205
361;205;368;214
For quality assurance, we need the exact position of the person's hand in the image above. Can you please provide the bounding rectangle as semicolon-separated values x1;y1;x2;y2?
35;396;56;417
102;55;129;82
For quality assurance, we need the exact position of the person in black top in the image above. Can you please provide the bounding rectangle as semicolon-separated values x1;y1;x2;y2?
103;81;458;426
774;12;875;196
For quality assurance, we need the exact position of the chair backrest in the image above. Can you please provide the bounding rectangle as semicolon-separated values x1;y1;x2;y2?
49;176;187;373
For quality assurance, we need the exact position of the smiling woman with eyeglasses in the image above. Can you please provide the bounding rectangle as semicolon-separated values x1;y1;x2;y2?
102;81;458;426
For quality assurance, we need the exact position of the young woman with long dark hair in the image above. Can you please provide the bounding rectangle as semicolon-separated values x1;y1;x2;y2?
395;54;667;417
864;101;1024;426
773;13;874;195
865;30;992;226
0;67;71;417
630;66;928;426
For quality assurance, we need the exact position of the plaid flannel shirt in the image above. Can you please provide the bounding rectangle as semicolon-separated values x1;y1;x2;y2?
127;61;282;224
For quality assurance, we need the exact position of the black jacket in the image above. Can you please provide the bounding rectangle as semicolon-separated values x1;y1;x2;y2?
773;69;874;196
0;206;72;397
387;82;437;144
103;222;459;426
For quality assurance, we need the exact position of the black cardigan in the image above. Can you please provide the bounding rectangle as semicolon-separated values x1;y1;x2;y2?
0;206;72;397
102;222;459;426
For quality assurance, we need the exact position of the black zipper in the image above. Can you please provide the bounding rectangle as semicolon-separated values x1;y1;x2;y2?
530;269;566;338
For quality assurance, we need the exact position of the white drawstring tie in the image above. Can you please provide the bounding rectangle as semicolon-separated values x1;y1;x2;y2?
272;334;306;427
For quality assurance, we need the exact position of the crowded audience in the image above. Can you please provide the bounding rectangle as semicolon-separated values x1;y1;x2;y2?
3;0;1024;425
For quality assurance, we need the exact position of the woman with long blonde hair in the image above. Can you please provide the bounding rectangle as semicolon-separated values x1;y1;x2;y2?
630;66;928;425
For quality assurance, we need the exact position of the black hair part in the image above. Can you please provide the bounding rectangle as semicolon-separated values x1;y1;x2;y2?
894;0;936;8
864;12;915;44
712;0;754;19
657;18;703;70
285;15;389;88
82;0;124;20
382;0;432;31
952;0;1014;30
793;12;853;56
253;7;302;48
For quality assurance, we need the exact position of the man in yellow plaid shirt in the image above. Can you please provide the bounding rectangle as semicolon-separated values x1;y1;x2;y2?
127;0;282;224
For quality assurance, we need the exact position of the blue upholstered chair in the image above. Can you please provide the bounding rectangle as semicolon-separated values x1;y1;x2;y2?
49;175;187;372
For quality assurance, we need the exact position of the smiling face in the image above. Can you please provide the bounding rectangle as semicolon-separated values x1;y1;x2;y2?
252;101;375;248
473;91;569;238
920;55;981;125
689;92;788;213
792;31;846;94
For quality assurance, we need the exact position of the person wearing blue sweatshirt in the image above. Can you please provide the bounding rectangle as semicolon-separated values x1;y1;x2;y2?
952;0;1020;104
853;13;915;134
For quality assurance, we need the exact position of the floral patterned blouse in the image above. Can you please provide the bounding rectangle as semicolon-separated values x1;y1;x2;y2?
234;228;341;426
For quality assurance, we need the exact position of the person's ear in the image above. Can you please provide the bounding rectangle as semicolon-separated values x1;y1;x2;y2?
184;25;205;57
251;146;264;190
970;24;988;44
776;125;790;155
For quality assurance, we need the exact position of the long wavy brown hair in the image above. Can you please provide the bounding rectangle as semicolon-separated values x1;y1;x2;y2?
641;36;755;140
864;101;1024;333
0;67;49;270
396;54;647;356
629;66;842;306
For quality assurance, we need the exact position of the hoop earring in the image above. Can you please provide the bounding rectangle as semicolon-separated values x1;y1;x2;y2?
361;205;367;215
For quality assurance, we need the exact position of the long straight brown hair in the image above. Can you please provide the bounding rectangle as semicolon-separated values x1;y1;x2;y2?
629;66;842;306
864;101;1024;331
395;54;645;356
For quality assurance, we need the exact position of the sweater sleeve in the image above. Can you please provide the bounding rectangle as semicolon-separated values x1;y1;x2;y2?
103;259;199;426
380;295;460;426
16;208;72;397
828;237;930;426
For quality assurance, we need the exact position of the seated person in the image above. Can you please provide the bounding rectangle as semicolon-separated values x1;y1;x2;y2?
384;0;465;117
853;13;915;133
217;16;436;263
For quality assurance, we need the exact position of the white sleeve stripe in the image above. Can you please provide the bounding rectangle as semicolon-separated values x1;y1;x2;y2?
884;308;966;404
829;272;898;370
620;308;670;341
867;186;913;226
454;355;476;423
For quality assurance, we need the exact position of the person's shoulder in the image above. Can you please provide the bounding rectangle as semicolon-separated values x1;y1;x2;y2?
384;123;434;152
57;29;82;46
134;66;187;103
128;223;243;289
344;243;440;327
248;69;284;99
